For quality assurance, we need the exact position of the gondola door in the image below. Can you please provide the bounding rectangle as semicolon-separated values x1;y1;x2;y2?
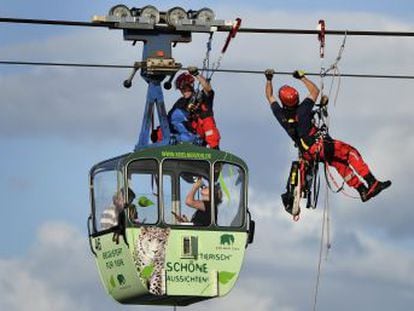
161;159;249;298
89;160;148;303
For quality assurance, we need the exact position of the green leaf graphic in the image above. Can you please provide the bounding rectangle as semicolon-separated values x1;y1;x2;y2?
140;264;154;279
109;275;116;289
137;196;155;207
218;271;236;285
219;173;231;204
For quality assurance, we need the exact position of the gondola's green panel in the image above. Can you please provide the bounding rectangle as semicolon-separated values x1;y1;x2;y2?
118;227;247;298
92;233;148;302
165;230;247;297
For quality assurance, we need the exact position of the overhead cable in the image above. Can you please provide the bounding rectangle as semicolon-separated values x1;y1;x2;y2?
1;17;414;37
1;60;414;80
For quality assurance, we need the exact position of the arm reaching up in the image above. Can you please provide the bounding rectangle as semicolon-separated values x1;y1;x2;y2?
265;69;277;105
293;70;320;102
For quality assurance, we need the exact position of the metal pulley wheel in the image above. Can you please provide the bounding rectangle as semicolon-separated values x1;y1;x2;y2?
196;8;215;23
166;7;187;26
108;5;131;18
140;5;160;24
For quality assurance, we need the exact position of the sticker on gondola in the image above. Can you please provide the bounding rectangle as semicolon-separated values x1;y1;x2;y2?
161;151;212;160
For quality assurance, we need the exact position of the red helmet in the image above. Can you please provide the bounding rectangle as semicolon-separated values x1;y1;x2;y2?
279;85;299;108
175;73;195;90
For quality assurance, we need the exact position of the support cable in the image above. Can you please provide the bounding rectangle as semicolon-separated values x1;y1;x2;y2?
1;60;414;80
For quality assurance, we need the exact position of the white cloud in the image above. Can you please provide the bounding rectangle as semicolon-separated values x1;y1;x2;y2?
1;207;414;311
244;193;414;310
0;260;84;311
0;223;98;311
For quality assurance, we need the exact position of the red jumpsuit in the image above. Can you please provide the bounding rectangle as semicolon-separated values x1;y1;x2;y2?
271;98;371;190
303;138;370;188
190;91;221;149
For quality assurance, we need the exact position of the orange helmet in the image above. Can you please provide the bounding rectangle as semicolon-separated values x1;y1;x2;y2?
175;73;195;90
279;85;299;108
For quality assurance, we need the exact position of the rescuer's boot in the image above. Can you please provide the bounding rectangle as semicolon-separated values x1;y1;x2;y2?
363;173;392;202
357;184;369;203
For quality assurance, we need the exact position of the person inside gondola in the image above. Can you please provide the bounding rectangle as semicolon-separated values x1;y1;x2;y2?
100;191;123;230
264;69;391;203
167;66;221;149
124;188;139;225
172;178;222;226
100;188;137;230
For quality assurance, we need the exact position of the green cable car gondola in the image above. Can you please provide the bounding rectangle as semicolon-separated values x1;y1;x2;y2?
87;5;254;306
88;144;254;306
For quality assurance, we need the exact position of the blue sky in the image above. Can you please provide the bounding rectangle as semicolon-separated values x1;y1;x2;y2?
1;1;414;311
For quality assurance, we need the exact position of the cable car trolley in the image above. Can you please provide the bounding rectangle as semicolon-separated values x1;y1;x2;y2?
87;4;254;307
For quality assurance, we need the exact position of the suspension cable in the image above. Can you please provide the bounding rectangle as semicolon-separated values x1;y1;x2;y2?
1;17;414;37
1;60;414;80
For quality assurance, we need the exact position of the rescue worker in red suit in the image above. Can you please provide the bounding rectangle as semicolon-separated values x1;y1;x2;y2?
264;69;391;202
168;66;221;149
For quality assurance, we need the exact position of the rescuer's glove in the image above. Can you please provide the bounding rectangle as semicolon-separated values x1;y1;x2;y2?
265;68;275;81
293;70;306;79
188;66;199;76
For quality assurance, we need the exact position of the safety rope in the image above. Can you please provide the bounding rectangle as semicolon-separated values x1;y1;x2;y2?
312;20;332;311
201;32;214;82
305;20;327;213
320;30;361;200
318;20;326;100
189;18;242;136
323;31;347;108
318;25;357;198
193;31;215;100
193;19;241;107
207;18;242;81
324;163;359;199
312;185;331;311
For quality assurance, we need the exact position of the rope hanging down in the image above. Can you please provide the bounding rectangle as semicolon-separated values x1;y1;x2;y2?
312;188;331;311
320;32;360;199
312;20;333;311
316;21;357;198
